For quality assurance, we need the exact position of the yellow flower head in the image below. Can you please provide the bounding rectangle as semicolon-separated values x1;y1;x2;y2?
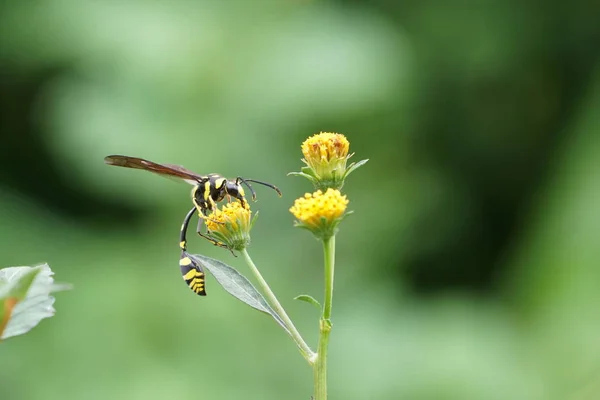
291;131;367;191
300;132;350;190
289;188;350;239
301;132;350;165
205;201;254;251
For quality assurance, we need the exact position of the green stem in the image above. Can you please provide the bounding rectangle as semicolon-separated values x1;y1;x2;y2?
314;235;335;400
241;248;315;363
322;236;335;320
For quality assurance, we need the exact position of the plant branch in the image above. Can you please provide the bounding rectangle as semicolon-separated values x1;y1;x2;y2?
241;248;315;363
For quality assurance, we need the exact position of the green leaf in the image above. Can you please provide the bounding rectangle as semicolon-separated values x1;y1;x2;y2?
294;294;321;311
287;171;316;182
189;254;289;334
0;264;71;340
343;158;369;179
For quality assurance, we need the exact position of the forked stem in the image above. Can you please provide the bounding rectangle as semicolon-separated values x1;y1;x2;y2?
241;248;315;363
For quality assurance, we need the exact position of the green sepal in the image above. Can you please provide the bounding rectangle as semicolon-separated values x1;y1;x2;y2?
333;209;354;225
313;180;344;191
300;165;318;178
203;216;252;252
204;230;229;245
287;171;317;183
249;211;259;231
292;221;313;230
343;158;369;179
189;254;289;334
293;210;353;240
0;264;71;340
294;294;321;311
205;230;243;253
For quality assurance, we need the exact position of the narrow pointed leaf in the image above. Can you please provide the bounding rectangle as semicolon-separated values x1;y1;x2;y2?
294;294;321;311
344;158;369;179
0;264;71;340
189;254;289;334
287;171;316;182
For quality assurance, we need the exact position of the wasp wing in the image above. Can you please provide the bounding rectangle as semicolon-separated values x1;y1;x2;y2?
104;155;203;185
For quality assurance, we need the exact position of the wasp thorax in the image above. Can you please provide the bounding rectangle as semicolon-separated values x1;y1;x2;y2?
191;183;212;214
225;181;245;202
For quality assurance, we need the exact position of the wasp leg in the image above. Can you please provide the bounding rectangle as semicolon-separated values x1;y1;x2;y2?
179;207;196;251
195;218;236;256
193;205;224;226
196;218;214;242
208;197;218;213
179;208;206;295
195;213;223;225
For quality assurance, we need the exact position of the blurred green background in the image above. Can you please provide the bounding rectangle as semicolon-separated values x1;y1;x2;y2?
1;1;600;399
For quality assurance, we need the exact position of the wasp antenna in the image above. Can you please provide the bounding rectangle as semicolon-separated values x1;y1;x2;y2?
236;177;258;201
243;179;282;197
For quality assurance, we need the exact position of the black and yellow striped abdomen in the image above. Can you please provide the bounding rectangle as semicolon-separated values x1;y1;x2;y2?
180;252;206;296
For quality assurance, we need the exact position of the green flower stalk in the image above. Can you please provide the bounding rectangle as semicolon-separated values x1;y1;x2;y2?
289;188;352;400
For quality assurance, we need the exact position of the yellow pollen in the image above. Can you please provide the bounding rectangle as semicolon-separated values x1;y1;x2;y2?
205;201;251;233
289;188;348;227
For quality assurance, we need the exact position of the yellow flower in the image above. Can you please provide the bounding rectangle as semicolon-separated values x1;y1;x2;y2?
302;132;350;167
205;201;254;251
291;131;367;191
289;188;350;239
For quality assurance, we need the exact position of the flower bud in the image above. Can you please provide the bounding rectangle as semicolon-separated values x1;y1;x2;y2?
290;132;367;191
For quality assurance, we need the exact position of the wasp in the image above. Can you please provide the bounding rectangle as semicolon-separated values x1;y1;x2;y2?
104;155;281;295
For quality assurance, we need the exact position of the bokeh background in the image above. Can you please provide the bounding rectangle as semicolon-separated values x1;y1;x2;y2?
1;1;600;399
